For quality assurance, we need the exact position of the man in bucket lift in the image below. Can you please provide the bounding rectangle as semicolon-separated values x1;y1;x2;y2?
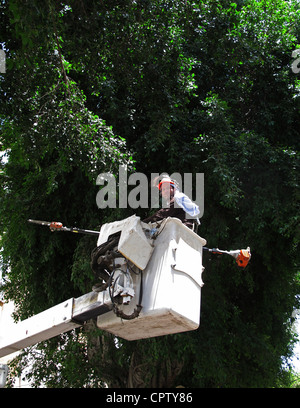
143;175;200;231
143;175;251;268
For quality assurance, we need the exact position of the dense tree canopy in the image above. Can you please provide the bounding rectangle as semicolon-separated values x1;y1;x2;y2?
0;0;299;388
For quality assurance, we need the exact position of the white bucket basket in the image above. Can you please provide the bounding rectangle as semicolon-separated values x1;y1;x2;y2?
97;217;206;340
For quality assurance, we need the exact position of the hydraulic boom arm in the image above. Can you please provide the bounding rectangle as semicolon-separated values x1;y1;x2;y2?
0;290;114;358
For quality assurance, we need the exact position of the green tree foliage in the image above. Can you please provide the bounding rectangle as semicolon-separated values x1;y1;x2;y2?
1;0;299;387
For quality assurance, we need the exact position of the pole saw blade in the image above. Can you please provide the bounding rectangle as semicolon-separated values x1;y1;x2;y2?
28;219;51;226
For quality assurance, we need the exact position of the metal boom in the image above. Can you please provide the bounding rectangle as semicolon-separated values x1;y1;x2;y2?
0;290;113;358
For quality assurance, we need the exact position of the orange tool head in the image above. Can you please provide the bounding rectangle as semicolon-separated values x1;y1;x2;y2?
49;222;63;231
236;248;251;268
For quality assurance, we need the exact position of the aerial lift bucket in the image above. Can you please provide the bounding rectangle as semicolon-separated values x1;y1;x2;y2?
96;217;207;340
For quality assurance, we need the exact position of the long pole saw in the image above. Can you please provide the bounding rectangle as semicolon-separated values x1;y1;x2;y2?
203;246;251;268
28;219;251;268
27;219;99;236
